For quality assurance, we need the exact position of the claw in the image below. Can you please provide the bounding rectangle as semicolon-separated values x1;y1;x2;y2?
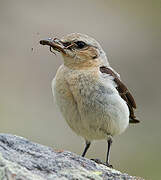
91;158;113;168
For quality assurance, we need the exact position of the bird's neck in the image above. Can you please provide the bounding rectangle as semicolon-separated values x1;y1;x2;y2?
63;56;110;70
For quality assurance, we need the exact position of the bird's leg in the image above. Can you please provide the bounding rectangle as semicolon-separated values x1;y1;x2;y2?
106;137;113;168
91;137;113;168
82;140;91;157
49;46;56;55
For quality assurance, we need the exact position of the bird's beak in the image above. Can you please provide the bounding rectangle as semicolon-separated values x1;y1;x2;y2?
40;38;66;54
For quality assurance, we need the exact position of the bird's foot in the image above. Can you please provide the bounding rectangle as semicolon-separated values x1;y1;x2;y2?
91;158;113;168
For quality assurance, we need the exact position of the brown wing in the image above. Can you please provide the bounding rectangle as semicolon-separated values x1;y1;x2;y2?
100;66;140;123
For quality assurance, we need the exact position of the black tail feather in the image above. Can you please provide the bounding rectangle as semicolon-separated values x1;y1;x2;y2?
129;118;140;124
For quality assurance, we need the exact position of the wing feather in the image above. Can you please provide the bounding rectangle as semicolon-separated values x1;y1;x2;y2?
100;66;140;123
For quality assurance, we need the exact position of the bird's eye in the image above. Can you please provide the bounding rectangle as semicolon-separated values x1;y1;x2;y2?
75;41;86;49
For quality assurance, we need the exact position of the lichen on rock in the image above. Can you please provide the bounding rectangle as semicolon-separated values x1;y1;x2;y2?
0;134;143;180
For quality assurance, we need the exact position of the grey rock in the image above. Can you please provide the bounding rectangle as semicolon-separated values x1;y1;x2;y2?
0;134;143;180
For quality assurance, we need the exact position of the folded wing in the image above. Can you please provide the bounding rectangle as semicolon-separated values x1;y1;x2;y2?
100;66;140;123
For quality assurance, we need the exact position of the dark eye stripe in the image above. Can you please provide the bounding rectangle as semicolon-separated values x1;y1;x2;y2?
63;42;71;47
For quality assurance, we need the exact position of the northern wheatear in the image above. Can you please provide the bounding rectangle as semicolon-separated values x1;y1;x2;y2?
40;33;139;167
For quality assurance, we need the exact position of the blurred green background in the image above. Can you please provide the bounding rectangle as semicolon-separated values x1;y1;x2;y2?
0;0;161;179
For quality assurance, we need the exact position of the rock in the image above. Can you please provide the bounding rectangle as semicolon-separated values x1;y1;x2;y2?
0;134;143;180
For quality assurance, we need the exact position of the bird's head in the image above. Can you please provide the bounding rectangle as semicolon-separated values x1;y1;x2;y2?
40;33;109;69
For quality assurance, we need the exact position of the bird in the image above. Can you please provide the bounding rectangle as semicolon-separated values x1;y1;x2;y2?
40;33;139;167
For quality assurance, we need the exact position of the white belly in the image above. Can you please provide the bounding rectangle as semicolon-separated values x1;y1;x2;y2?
52;68;129;141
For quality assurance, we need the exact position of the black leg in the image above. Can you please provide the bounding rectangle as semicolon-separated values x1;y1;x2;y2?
106;138;113;166
82;141;91;157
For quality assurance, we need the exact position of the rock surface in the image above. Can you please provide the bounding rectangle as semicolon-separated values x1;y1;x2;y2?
0;134;143;180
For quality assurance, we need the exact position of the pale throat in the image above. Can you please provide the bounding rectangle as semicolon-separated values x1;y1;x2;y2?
63;57;106;70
